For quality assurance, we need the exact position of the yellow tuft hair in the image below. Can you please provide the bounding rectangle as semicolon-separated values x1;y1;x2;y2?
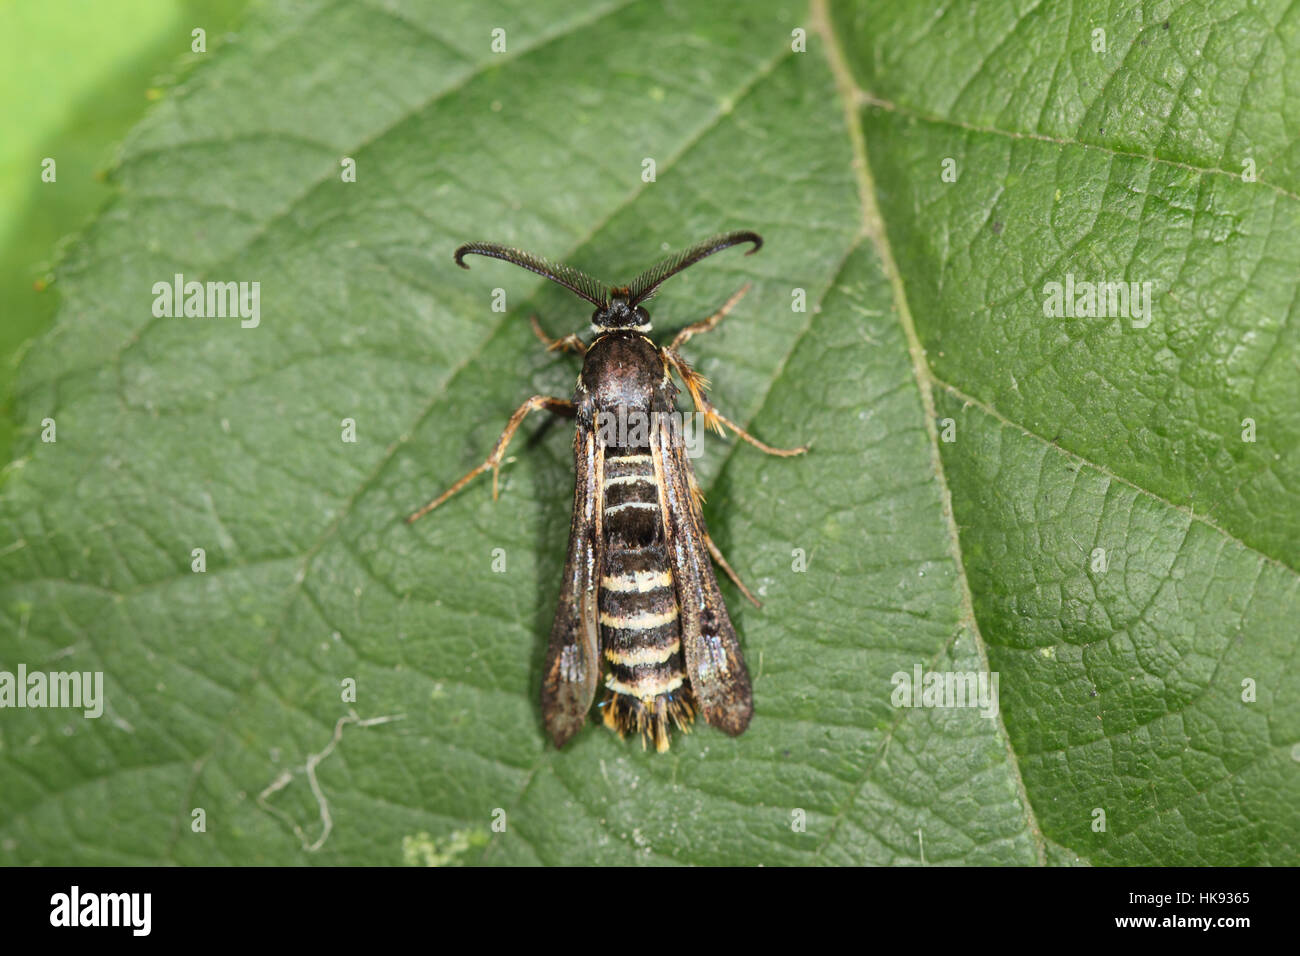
602;689;696;752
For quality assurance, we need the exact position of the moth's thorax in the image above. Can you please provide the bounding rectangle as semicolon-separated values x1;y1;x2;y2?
577;330;671;418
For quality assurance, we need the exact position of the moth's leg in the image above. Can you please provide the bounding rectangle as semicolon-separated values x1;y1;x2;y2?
663;347;808;457
704;530;762;609
668;282;750;351
529;315;587;355
705;404;808;457
407;395;576;523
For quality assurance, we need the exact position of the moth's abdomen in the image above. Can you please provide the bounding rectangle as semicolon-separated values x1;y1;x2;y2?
599;445;695;751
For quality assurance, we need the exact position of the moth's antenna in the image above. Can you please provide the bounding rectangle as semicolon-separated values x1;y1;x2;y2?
454;242;611;308
624;231;762;306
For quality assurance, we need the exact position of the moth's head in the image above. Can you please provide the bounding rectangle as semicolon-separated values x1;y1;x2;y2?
452;231;762;335
592;291;651;333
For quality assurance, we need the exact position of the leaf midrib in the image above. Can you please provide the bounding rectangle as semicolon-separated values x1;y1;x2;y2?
817;0;1300;866
814;0;1050;866
823;44;1300;581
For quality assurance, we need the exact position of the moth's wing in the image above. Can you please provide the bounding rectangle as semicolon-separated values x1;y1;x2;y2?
540;427;603;747
654;421;753;735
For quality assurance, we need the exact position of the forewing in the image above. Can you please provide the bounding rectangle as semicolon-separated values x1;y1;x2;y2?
540;427;603;747
653;420;753;735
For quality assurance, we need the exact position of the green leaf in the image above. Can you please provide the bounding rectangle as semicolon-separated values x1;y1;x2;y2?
1;0;1295;866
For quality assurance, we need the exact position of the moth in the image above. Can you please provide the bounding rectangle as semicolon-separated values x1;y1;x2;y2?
408;232;806;751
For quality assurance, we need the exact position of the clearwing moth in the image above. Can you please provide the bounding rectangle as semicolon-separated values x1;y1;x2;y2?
408;232;806;751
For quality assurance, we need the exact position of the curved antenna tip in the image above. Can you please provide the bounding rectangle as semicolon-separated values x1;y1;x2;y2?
449;241;612;307
625;230;765;305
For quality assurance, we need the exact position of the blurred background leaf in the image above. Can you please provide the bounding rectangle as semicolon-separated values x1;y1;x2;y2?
0;0;250;459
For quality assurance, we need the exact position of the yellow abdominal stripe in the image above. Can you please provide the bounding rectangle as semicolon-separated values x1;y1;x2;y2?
601;569;672;592
603;639;681;666
603;500;659;515
598;607;678;630
603;474;653;487
605;673;684;699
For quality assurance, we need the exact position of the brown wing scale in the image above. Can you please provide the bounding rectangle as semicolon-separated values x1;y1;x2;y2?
652;418;753;735
540;428;603;746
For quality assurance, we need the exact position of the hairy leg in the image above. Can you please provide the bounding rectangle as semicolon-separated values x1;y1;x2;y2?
407;395;576;523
